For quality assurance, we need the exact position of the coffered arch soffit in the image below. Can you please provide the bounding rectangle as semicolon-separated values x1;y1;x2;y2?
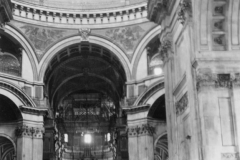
54;79;118;108
39;35;132;81
58;87;108;108
3;25;38;80
51;73;120;106
132;25;161;79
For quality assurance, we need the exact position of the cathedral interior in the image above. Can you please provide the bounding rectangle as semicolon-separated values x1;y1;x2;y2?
0;0;239;160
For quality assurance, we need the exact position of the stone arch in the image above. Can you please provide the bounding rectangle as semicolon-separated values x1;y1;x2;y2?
0;94;23;122
4;25;38;81
38;35;132;82
131;25;161;79
0;134;16;160
51;73;119;106
134;79;164;106
154;133;168;160
0;134;16;152
0;80;37;108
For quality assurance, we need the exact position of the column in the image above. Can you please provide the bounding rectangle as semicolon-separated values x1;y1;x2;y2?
16;125;44;160
128;124;154;160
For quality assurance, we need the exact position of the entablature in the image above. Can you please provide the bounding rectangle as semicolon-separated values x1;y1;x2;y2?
12;0;149;28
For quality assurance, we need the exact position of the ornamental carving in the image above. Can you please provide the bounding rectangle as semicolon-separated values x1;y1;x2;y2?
158;39;172;62
127;124;155;137
15;125;44;138
147;0;168;24
0;0;13;30
0;80;35;107
196;71;217;90
79;28;91;41
230;73;240;86
138;82;164;105
176;92;188;116
221;153;239;160
177;0;192;24
105;26;145;51
20;25;66;60
196;71;240;90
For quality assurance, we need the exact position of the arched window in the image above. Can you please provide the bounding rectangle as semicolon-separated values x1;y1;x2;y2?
0;34;22;77
154;134;168;160
0;51;21;76
0;136;15;160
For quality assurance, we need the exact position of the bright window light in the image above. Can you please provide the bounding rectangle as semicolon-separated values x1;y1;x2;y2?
64;134;68;142
107;133;111;142
84;134;92;144
154;67;163;76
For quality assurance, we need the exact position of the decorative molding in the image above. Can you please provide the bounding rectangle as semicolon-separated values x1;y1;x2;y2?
123;104;150;115
196;70;240;90
177;0;192;24
15;125;44;138
230;73;240;87
196;72;238;90
0;0;13;30
176;92;188;116
79;28;91;41
147;0;168;25
127;124;155;137
159;39;172;62
196;72;217;90
0;80;36;107
221;153;239;160
137;81;164;106
216;74;232;88
12;2;147;26
214;34;225;45
126;97;137;106
19;105;48;116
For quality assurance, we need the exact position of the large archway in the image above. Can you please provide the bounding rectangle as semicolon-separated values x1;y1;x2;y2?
44;42;127;159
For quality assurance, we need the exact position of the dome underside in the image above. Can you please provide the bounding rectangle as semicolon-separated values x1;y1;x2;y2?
14;0;146;10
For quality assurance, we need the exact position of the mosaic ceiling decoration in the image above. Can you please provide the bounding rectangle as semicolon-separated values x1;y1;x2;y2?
20;25;66;60
11;21;77;62
105;26;145;51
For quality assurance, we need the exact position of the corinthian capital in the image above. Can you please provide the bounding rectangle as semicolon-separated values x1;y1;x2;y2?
147;0;168;24
177;0;192;24
15;125;45;138
158;39;172;62
196;70;239;91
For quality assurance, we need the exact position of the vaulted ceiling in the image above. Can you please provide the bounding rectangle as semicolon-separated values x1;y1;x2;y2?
44;42;127;111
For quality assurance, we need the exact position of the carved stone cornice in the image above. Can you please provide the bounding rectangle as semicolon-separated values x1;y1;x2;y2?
19;105;48;116
158;39;172;62
127;124;155;137
196;72;240;90
147;0;168;25
176;92;188;116
15;125;45;139
0;0;13;30
177;0;192;25
123;104;150;115
221;153;239;160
